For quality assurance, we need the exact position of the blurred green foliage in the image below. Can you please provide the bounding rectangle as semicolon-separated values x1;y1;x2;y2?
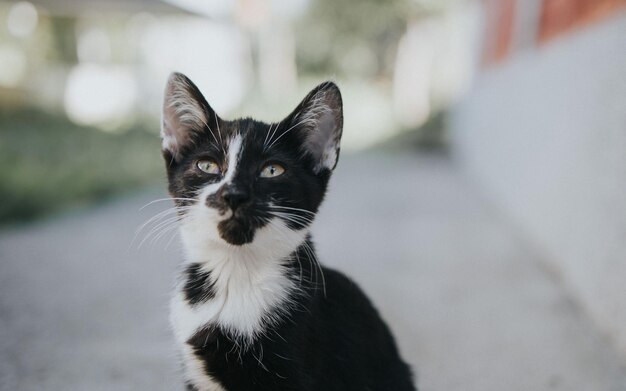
0;109;163;224
296;0;409;78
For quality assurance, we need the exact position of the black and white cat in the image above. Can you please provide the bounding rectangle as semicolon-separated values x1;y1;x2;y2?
162;72;416;391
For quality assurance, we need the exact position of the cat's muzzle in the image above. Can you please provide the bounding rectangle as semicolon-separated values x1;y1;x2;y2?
217;216;256;245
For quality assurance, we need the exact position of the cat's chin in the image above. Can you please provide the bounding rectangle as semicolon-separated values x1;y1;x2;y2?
217;218;255;246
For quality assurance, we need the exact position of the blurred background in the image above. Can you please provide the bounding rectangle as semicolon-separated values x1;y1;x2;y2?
1;0;626;390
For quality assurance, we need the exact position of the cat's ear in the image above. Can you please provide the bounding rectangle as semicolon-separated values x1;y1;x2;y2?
285;81;343;173
161;72;215;161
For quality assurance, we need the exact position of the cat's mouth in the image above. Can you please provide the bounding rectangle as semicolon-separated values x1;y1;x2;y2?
217;216;256;245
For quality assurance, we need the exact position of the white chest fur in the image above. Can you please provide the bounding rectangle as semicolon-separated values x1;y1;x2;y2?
170;219;307;390
169;252;297;343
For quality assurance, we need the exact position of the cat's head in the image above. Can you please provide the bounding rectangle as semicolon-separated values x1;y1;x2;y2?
161;72;343;253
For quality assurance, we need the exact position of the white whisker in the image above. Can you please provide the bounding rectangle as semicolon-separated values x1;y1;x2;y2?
139;197;195;211
268;205;316;216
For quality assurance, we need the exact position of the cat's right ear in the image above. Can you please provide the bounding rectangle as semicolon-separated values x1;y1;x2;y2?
161;72;214;162
279;81;343;174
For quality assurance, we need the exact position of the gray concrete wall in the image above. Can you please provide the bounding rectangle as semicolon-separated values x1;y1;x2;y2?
451;13;626;354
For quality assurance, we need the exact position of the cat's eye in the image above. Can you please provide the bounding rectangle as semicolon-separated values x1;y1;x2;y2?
260;163;285;178
196;159;221;175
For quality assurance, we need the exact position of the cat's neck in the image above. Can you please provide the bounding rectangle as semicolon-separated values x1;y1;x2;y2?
179;217;308;266
173;222;315;342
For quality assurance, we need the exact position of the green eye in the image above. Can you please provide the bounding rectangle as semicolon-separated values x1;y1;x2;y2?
260;163;285;178
197;159;221;175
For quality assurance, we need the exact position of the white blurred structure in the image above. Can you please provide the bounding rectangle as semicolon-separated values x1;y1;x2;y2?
64;64;137;127
452;2;626;356
392;2;481;129
0;0;312;129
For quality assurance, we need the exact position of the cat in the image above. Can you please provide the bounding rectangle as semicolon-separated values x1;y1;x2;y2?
161;72;416;391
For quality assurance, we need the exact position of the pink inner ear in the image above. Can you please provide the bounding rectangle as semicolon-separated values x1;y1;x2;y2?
304;108;340;171
294;85;342;172
161;74;208;159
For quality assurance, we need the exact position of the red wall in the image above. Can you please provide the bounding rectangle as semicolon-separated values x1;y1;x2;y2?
482;0;626;66
539;0;626;43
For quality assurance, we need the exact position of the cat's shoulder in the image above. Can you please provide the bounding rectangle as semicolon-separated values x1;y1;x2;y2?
319;266;377;310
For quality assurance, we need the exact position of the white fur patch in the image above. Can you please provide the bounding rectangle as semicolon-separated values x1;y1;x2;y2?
171;219;306;390
201;134;242;199
171;218;307;339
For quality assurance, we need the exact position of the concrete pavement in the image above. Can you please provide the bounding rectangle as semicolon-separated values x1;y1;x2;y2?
1;152;625;390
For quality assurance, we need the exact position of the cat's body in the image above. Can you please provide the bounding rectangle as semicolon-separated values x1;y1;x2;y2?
162;73;416;391
172;242;413;391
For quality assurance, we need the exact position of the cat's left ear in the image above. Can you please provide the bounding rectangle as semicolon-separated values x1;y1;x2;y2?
285;81;343;173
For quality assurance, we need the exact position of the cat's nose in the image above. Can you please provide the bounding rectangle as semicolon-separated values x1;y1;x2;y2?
221;186;250;211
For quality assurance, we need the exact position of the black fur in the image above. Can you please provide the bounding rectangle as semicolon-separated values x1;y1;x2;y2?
183;263;216;305
185;241;415;391
162;73;416;390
